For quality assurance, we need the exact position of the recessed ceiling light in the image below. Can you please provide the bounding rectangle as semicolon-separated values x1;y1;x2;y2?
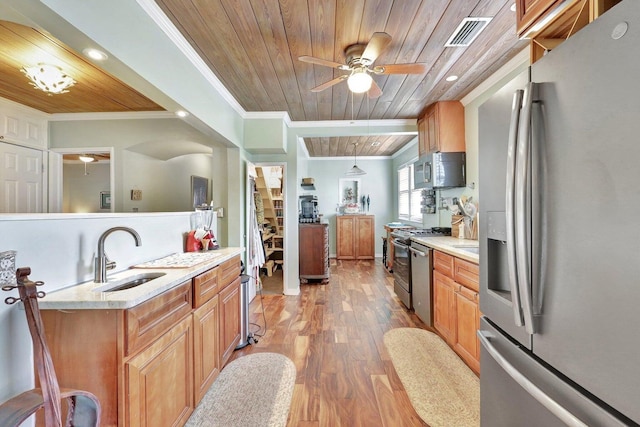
446;75;459;82
510;3;517;12
371;141;381;147
83;48;108;61
175;110;189;118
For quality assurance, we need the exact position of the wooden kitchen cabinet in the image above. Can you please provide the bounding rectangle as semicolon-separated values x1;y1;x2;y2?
193;294;220;404
432;249;480;374
299;223;330;283
417;116;427;156
40;254;242;427
518;0;621;61
433;270;457;346
516;0;564;36
336;215;375;260
126;314;194;427
418;101;465;157
454;285;480;373
219;276;241;367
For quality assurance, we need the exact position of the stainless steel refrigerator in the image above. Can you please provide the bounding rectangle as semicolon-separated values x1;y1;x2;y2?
478;1;640;425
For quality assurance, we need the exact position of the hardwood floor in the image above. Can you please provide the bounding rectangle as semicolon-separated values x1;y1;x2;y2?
231;259;431;426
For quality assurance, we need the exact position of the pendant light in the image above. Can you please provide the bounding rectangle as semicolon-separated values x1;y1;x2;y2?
346;142;366;176
345;92;367;176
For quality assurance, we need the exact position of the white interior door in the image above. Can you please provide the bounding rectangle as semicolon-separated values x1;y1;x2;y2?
0;142;43;213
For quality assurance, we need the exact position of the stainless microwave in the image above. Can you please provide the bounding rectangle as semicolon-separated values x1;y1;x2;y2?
413;152;466;189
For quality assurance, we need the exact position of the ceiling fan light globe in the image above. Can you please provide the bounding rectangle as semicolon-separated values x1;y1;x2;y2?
347;71;372;93
21;63;76;94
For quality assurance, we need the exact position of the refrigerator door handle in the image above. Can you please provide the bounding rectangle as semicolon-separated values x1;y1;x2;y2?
505;89;525;327
515;82;536;334
478;330;588;427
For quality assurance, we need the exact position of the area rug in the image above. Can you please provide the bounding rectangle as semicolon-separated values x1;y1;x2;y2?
383;328;480;427
186;352;296;427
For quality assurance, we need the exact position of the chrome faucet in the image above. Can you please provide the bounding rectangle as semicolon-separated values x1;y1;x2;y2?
94;227;142;283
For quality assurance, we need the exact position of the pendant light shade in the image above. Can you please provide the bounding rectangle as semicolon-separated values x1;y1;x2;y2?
345;143;366;176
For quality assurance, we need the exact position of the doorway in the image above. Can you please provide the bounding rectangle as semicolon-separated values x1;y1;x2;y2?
253;163;286;295
49;147;114;213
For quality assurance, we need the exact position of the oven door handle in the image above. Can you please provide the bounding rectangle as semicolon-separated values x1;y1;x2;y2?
408;247;427;257
391;240;408;250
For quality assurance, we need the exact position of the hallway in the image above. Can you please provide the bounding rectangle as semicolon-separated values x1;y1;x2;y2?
231;259;431;426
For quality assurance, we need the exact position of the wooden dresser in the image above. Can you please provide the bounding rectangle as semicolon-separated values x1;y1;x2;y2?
299;223;330;283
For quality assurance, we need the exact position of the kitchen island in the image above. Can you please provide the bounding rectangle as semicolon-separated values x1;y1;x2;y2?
38;247;243;427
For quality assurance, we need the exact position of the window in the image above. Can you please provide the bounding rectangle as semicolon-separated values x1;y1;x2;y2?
398;162;422;222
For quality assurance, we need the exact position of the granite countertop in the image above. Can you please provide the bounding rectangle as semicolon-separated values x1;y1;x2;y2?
411;236;479;264
39;247;244;310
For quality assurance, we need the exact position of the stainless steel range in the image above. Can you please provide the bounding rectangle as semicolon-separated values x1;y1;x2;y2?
390;227;451;310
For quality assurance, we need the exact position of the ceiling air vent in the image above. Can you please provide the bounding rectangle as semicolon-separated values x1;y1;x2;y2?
445;17;492;47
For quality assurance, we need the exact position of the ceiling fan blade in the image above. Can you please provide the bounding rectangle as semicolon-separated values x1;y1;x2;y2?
368;79;382;99
298;55;346;69
373;63;428;75
362;32;392;63
311;75;348;92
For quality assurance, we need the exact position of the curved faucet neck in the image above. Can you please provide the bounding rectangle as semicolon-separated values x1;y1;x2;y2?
95;227;142;283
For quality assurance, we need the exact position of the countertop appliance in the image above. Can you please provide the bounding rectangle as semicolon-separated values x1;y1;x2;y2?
299;195;319;223
414;152;466;189
391;228;451;310
478;2;639;424
410;240;432;326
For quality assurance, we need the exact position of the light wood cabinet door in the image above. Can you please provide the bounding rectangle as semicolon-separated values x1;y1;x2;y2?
355;216;375;259
193;266;219;308
516;0;564;36
433;270;457;346
219;276;241;367
417;117;427;157
433;250;455;278
454;285;480;374
454;257;480;292
193;294;220;404
426;104;438;153
126;315;193;427
336;215;375;260
336;215;356;259
420;101;466;154
125;280;192;356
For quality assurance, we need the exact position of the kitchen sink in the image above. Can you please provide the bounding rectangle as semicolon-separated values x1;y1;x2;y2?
93;272;166;292
453;246;479;255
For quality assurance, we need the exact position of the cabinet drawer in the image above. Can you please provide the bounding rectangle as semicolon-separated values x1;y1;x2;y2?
454;257;479;292
433;250;455;278
125;280;192;356
218;256;241;289
193;266;219;308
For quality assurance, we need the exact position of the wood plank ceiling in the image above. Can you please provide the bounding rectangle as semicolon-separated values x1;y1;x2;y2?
0;21;163;114
155;0;528;157
0;1;528;157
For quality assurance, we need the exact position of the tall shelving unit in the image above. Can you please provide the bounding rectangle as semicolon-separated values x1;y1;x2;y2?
255;168;277;230
255;166;285;277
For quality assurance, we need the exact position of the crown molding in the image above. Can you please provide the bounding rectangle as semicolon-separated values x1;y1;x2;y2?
136;0;246;118
49;111;178;121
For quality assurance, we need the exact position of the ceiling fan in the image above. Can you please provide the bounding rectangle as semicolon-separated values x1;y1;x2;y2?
62;153;111;162
298;32;427;97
